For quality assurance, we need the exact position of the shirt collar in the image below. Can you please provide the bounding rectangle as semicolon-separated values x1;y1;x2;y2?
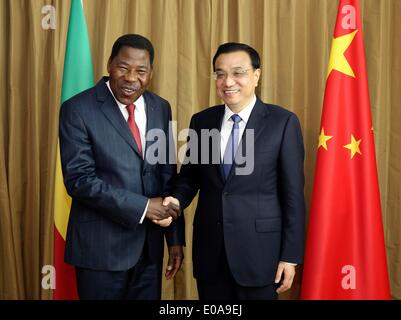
223;95;257;124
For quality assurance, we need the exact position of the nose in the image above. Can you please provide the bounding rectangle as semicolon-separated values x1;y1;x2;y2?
223;73;236;86
124;70;138;82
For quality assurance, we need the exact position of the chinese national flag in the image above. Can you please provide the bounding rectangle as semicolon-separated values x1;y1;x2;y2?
300;0;390;299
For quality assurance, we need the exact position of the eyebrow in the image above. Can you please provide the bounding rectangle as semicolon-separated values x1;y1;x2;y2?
232;65;249;69
116;61;149;69
215;65;248;71
116;61;130;66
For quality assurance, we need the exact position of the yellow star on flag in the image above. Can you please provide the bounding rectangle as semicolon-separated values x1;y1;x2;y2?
318;128;333;151
327;30;358;78
344;134;362;159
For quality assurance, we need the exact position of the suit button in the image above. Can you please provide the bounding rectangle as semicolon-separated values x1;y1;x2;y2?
217;222;222;226
223;192;229;196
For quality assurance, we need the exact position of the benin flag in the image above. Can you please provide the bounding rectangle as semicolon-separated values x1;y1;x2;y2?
300;0;390;299
53;0;93;299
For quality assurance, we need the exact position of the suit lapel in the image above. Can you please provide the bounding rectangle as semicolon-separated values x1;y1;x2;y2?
212;107;226;184
96;78;142;158
143;91;157;163
198;106;226;184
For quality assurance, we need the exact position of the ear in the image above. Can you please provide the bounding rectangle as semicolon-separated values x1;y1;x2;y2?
107;58;112;74
254;68;261;87
149;66;154;80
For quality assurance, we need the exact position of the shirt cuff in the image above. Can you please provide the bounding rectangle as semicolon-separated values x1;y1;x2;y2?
139;199;149;224
280;261;297;266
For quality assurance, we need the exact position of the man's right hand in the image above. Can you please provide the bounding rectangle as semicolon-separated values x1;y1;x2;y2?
146;197;180;221
152;197;181;227
162;196;180;208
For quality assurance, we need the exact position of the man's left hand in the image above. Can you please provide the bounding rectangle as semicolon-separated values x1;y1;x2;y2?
165;245;184;280
275;261;296;294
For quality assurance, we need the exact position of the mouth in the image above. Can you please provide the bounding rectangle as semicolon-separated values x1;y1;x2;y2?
223;89;240;96
121;86;138;96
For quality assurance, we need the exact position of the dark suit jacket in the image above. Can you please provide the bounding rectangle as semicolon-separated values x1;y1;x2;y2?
59;77;184;271
172;98;305;287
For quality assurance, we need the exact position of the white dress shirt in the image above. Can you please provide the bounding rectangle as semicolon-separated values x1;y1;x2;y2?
106;81;147;156
220;95;257;160
106;81;148;223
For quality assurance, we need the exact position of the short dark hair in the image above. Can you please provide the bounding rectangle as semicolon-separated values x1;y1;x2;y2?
109;34;155;65
212;42;261;71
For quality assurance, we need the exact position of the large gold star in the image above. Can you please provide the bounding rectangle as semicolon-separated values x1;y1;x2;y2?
344;134;362;159
318;128;333;151
327;30;358;78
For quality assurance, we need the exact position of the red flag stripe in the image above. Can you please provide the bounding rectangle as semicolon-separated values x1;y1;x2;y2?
53;227;78;300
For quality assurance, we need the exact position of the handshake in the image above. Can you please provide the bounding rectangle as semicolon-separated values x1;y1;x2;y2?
145;196;181;227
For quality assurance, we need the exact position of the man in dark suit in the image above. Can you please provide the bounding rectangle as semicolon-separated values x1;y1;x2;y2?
59;34;184;300
161;42;305;300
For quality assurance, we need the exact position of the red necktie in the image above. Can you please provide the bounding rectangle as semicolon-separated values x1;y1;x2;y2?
126;103;143;157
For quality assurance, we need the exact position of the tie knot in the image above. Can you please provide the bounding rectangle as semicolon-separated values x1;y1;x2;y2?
231;114;241;123
126;103;136;114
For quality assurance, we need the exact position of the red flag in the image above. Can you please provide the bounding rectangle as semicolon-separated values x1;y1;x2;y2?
300;0;390;299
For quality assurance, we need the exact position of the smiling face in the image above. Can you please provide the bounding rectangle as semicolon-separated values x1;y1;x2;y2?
107;46;153;105
214;50;260;113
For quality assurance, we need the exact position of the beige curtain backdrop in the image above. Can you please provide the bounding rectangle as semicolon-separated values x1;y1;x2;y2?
0;0;400;300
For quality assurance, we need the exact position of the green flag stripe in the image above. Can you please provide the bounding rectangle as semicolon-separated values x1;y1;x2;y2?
61;0;94;104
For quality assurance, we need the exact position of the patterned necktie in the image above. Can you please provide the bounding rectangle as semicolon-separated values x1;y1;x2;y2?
222;114;242;179
126;103;143;157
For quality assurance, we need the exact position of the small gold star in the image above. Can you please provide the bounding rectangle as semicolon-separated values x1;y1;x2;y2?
344;134;362;159
318;128;333;151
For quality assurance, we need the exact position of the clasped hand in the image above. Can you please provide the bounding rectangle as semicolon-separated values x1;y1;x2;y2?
146;196;181;227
